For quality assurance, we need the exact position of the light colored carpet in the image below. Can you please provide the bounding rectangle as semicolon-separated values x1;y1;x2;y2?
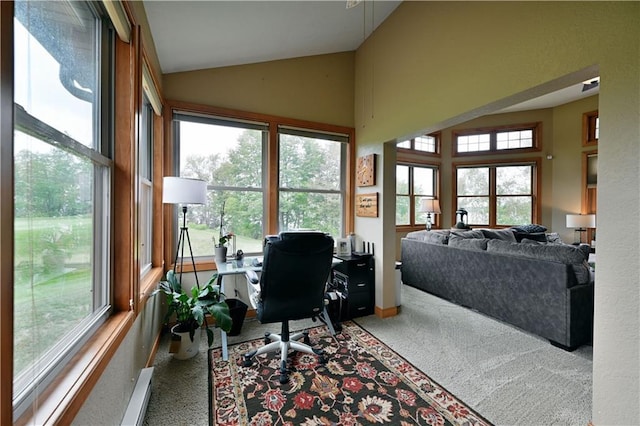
144;284;592;426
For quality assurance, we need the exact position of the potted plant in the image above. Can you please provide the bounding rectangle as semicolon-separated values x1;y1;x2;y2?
214;201;233;264
153;270;232;359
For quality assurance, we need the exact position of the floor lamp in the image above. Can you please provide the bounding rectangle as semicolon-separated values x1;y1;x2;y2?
163;177;207;287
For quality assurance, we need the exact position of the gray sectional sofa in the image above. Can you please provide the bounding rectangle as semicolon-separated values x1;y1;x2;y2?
401;228;594;350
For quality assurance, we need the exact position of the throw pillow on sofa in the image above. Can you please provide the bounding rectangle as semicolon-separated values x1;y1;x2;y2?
512;224;548;233
513;231;548;242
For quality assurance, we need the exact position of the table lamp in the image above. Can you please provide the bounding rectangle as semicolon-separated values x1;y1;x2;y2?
419;198;441;231
566;213;596;244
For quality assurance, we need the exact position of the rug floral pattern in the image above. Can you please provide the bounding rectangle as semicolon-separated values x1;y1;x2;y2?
210;321;491;426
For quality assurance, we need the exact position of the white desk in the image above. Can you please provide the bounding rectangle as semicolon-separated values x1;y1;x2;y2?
215;258;262;360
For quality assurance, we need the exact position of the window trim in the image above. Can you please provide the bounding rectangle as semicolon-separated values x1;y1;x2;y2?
452;122;542;156
452;158;541;227
582;110;599;146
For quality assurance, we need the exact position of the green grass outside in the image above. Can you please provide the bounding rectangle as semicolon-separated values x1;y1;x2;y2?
14;216;93;376
13;217;262;377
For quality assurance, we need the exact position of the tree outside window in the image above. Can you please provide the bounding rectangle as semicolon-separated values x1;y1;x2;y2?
396;164;437;227
456;163;536;227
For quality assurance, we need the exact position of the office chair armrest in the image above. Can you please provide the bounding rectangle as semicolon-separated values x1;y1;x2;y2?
245;270;259;284
245;270;261;309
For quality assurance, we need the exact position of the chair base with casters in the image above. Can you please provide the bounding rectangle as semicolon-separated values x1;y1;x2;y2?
242;320;327;384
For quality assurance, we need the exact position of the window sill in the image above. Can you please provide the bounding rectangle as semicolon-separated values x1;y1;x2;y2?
15;311;134;426
140;266;164;306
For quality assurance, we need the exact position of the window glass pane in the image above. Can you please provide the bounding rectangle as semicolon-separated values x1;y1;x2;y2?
396;140;411;149
595;117;599;140
396;196;410;225
140;97;153;274
14;136;96;379
457;133;490;152
396;165;409;194
497;196;532;225
414;135;436;152
413;167;434;196
279;134;341;191
458;197;489;225
457;167;488;195
496;130;533;150
279;192;342;237
278;132;344;237
179;120;265;256
15;1;98;149
186;191;264;256
496;165;531;195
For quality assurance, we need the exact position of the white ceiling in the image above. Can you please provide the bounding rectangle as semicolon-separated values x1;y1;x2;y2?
143;0;402;73
142;0;598;111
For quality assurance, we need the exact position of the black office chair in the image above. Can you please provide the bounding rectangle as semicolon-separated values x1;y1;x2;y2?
242;231;334;384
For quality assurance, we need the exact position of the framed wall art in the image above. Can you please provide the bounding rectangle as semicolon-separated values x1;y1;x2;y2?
356;153;376;187
356;192;378;217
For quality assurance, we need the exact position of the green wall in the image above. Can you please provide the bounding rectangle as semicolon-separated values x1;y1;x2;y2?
354;2;639;424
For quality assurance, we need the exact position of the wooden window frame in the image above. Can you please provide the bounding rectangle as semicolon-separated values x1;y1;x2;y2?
396;131;441;157
452;158;541;228
453;122;542;157
6;2;164;423
582;110;599;146
395;158;441;232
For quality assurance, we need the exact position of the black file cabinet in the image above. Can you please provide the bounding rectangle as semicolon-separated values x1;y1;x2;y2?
331;254;374;320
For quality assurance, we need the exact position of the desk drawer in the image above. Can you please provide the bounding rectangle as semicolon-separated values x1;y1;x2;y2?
348;292;374;318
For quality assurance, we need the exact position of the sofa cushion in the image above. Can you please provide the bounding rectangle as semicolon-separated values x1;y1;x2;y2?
450;229;485;239
448;235;489;250
481;228;517;242
406;230;450;244
487;239;591;284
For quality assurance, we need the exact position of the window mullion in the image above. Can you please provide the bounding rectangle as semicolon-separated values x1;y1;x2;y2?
489;167;497;227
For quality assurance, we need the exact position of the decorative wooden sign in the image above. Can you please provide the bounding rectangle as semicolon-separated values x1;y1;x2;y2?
356;192;378;217
356;153;376;187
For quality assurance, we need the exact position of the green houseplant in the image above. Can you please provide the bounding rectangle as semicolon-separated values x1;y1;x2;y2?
153;270;232;356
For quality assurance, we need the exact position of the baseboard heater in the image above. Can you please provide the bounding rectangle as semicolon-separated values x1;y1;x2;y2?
121;367;154;426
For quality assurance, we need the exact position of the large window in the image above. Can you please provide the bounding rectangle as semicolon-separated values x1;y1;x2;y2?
396;164;438;227
174;111;349;257
455;162;538;227
176;114;267;255
278;127;346;237
139;93;154;276
13;0;113;415
453;123;540;155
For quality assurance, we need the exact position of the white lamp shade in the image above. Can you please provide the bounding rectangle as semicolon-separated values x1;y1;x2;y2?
566;213;596;229
162;177;207;205
419;198;441;214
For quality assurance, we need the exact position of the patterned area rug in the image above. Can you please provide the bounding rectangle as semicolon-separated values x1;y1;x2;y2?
209;321;492;425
